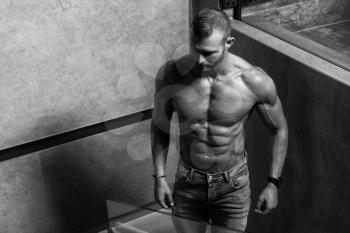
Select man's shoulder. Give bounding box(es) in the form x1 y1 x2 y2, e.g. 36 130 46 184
241 66 276 102
173 54 195 77
227 54 268 88
242 66 267 84
229 53 252 70
155 61 177 85
155 55 191 89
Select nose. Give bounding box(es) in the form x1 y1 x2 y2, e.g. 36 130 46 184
196 54 206 65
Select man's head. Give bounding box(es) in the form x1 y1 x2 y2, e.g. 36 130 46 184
191 7 232 42
190 8 234 69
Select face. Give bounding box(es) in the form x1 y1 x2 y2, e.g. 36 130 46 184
191 29 227 70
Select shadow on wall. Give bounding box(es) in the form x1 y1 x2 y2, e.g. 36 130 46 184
38 117 157 232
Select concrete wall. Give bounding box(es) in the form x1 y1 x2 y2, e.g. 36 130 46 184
0 0 189 149
0 0 188 232
39 119 180 232
0 154 59 232
230 21 350 233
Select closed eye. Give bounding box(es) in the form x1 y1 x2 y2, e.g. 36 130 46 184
201 51 215 57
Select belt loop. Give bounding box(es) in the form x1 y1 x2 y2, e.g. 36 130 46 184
187 169 194 182
190 169 195 180
224 171 230 183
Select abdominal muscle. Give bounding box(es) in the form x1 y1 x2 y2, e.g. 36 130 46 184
179 120 246 173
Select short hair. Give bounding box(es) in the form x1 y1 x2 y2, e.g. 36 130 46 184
191 7 232 42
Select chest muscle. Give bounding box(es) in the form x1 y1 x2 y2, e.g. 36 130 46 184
172 77 254 124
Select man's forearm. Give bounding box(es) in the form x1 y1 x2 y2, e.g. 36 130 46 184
151 122 171 176
270 126 288 178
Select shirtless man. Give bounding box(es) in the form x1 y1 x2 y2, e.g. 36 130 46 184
151 8 288 233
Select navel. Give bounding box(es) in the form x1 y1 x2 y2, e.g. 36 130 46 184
190 152 216 170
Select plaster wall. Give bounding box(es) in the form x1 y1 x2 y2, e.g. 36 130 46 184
0 0 188 232
0 154 58 232
0 0 189 149
39 118 180 232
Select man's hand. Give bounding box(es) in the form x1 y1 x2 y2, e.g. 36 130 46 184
154 178 174 209
254 183 278 214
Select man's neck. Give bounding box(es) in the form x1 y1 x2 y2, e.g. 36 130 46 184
204 51 233 77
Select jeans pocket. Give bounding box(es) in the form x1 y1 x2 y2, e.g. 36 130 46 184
175 166 189 183
175 171 183 183
229 170 249 190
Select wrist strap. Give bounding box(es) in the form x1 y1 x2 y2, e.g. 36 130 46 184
153 174 166 179
267 176 283 188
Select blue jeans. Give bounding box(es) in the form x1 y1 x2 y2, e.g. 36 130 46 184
172 153 251 233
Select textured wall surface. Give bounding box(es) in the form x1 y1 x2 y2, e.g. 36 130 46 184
242 0 350 70
0 0 189 149
39 116 180 232
0 0 188 232
0 154 58 232
231 22 350 233
243 0 350 31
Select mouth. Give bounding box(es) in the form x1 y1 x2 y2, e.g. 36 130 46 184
193 63 215 74
201 64 214 70
196 62 211 68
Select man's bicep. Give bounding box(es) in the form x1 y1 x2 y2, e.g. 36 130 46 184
257 96 286 131
152 63 174 133
152 89 173 133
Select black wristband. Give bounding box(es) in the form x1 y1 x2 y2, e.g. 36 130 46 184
267 176 283 188
153 174 166 179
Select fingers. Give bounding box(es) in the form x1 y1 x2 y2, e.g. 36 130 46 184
165 192 175 210
254 196 263 212
259 206 272 215
158 196 169 209
155 192 168 209
254 198 272 215
156 191 174 209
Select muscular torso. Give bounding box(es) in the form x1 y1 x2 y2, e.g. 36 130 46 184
168 55 257 173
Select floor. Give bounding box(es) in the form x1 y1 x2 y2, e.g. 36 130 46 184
105 203 223 233
242 1 350 61
296 20 350 57
109 210 177 233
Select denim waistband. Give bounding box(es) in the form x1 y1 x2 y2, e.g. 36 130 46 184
177 150 248 183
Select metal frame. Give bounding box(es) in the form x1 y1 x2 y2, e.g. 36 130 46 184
233 0 242 20
0 108 153 162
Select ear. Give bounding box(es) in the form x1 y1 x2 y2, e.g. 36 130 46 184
225 36 235 48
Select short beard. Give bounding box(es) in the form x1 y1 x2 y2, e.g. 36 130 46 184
208 49 226 69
